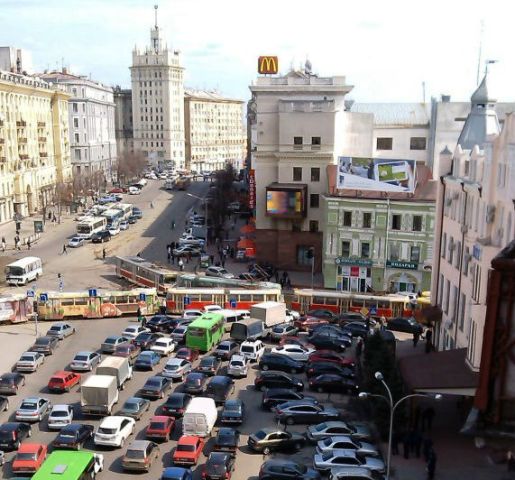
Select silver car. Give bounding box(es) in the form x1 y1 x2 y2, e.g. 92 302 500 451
316 436 380 457
161 358 191 380
270 324 299 341
46 322 75 340
48 404 74 429
101 335 129 353
227 354 249 378
329 467 379 480
16 352 45 373
313 449 385 474
15 396 52 423
70 351 102 371
171 326 188 344
307 422 373 442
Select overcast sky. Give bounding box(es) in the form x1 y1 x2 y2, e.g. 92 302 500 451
1 0 513 103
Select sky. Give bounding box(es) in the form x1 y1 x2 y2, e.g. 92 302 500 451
1 0 514 104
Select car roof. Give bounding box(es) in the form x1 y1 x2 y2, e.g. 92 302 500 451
100 416 131 427
1 422 23 430
150 415 170 421
167 358 186 365
51 322 68 326
51 404 71 411
17 443 44 452
75 351 94 355
21 396 43 402
179 435 200 444
51 370 75 378
128 440 153 450
264 459 299 467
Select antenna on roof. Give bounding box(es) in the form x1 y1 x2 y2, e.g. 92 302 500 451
154 4 158 29
476 19 484 85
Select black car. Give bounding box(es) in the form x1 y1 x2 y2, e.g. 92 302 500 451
128 215 138 224
196 356 221 376
0 373 25 395
133 332 163 349
31 335 59 355
214 427 240 454
309 334 350 352
261 388 319 410
0 422 31 450
91 230 111 243
258 459 321 480
220 399 245 425
337 312 367 324
306 362 356 379
183 373 208 394
205 376 234 404
306 309 336 321
308 374 359 394
0 396 9 412
273 401 340 425
147 315 176 333
259 354 304 374
161 393 192 417
309 324 352 339
341 322 370 338
387 317 424 334
202 452 235 480
140 376 173 399
248 428 306 454
255 371 304 392
51 423 94 450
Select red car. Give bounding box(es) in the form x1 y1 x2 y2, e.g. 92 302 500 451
173 435 205 465
47 371 81 393
146 415 175 441
109 187 127 193
307 350 355 367
279 336 315 349
12 443 47 474
175 347 199 363
294 316 329 332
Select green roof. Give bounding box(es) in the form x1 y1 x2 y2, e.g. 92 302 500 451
32 451 94 479
189 312 224 328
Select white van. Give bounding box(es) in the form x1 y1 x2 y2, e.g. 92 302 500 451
239 339 265 362
182 397 218 437
5 256 43 285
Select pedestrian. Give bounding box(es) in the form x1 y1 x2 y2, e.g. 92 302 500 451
209 254 214 265
1 236 6 252
137 306 142 319
365 316 371 332
170 252 175 265
221 255 226 268
171 220 175 229
391 431 400 455
141 315 147 327
413 331 420 348
186 252 191 264
26 239 31 250
422 406 435 432
62 244 67 255
286 277 291 289
102 247 106 260
425 329 433 353
413 430 423 458
507 451 515 472
167 251 171 263
427 449 436 480
150 201 154 209
274 269 280 283
52 213 57 223
137 251 142 258
402 432 410 459
355 337 363 362
178 258 184 271
423 438 433 462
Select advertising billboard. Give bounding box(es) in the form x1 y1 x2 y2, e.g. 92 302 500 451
266 185 306 219
258 56 279 74
337 157 416 192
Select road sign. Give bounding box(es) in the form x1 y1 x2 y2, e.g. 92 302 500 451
27 289 35 298
184 296 191 306
58 281 64 292
229 298 237 308
360 307 369 317
39 293 48 302
369 307 377 315
139 293 146 301
88 288 97 297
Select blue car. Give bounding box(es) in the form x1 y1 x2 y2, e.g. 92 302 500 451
161 467 193 480
134 351 161 370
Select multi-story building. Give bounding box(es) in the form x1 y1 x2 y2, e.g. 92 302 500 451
431 74 515 370
130 11 185 169
184 89 245 173
39 69 117 179
0 69 71 223
113 86 133 158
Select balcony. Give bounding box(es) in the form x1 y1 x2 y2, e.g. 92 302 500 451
0 138 4 144
38 137 47 142
40 152 48 157
19 154 29 160
0 120 3 127
0 156 6 163
18 137 28 144
16 121 27 127
37 121 46 127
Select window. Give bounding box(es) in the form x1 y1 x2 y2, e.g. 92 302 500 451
389 243 400 261
74 149 81 161
74 133 79 143
310 194 319 208
363 212 372 228
410 137 427 150
293 167 302 181
311 167 320 182
343 211 352 227
412 215 423 231
72 103 78 113
376 137 393 150
73 117 79 128
410 246 420 263
441 233 447 258
309 220 318 232
293 136 303 145
341 241 350 258
297 246 314 266
311 136 321 145
444 280 450 314
459 293 466 331
392 214 401 230
361 242 370 258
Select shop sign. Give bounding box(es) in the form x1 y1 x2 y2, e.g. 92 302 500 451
335 257 373 267
258 56 279 74
248 169 256 209
386 260 418 270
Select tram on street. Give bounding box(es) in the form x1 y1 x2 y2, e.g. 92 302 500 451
0 293 34 324
36 287 159 320
116 256 179 294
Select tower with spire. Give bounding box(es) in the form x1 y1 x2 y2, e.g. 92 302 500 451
130 5 185 169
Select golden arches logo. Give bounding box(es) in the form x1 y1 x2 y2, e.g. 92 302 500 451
258 56 278 74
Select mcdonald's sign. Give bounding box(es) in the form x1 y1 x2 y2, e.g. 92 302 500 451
258 56 278 74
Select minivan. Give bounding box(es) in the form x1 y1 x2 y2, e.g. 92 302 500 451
239 340 265 362
205 376 234 405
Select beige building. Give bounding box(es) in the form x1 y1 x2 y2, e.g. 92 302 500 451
130 11 185 169
184 89 246 172
0 69 71 224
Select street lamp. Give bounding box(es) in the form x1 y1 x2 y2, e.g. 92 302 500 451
359 371 442 480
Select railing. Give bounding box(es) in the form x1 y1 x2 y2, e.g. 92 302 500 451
37 121 46 127
18 137 28 143
40 152 48 157
16 121 27 127
38 137 47 142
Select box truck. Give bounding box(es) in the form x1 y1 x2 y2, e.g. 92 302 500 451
250 301 286 328
96 356 133 390
81 375 119 415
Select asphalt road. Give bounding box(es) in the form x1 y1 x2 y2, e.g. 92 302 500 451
0 317 357 479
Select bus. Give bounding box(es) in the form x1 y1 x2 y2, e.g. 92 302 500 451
185 312 225 352
32 450 100 480
0 293 34 324
76 216 107 239
289 289 416 319
116 256 179 294
36 287 159 320
101 208 124 227
114 203 133 221
5 256 43 286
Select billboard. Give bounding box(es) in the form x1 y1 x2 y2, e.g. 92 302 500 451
266 185 306 219
248 169 256 210
258 56 279 74
337 157 416 192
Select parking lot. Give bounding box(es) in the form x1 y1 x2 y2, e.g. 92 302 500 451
0 316 368 479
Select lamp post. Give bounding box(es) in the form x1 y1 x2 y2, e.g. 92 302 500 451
359 371 442 480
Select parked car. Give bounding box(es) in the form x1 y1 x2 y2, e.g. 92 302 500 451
117 397 151 420
259 353 304 374
306 362 356 379
51 423 94 450
270 324 299 341
175 347 199 363
309 374 359 394
313 450 385 474
306 422 373 442
132 207 143 218
94 416 136 448
162 358 192 381
122 325 150 339
114 343 141 363
161 467 194 480
205 266 235 279
248 428 306 454
171 326 188 344
146 415 175 441
30 335 59 355
70 351 101 371
205 375 235 404
328 467 382 480
179 236 205 248
68 236 85 248
91 230 111 243
196 356 221 376
46 322 75 339
341 322 371 338
309 324 352 339
255 371 304 392
173 435 205 466
309 334 351 352
122 440 160 472
182 309 203 320
128 215 138 224
227 354 249 378
15 397 52 422
47 404 74 429
134 351 161 370
294 317 330 332
337 312 367 324
306 310 337 321
183 372 208 395
239 340 266 362
271 345 315 362
0 373 26 395
213 427 240 454
47 371 81 393
279 336 315 349
258 459 321 480
119 220 129 230
214 341 239 360
147 315 176 333
274 401 340 425
316 436 380 457
386 317 424 334
161 392 192 417
140 376 172 399
129 186 141 195
101 335 129 353
202 452 235 480
12 443 47 475
133 332 163 350
173 245 202 257
308 350 355 368
151 337 176 356
16 352 45 373
220 399 245 425
0 422 32 451
261 388 319 410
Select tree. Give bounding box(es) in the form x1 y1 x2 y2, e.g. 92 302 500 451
117 151 147 185
209 164 237 237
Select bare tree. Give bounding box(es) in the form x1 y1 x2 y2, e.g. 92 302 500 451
117 151 147 185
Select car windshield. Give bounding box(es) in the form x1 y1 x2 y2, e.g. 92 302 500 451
20 402 37 410
165 364 179 371
241 346 253 353
166 396 183 406
125 449 146 459
49 326 61 331
218 344 229 351
124 401 140 412
272 326 283 333
59 430 77 438
36 338 50 345
105 338 117 344
98 427 117 434
155 341 168 347
177 444 195 452
218 432 235 442
231 361 243 367
200 358 213 366
314 423 328 432
19 355 34 362
145 379 161 387
150 422 167 430
16 453 37 460
224 403 239 412
254 430 267 440
74 355 89 362
0 431 12 440
137 333 152 340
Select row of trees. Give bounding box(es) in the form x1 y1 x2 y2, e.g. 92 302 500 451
207 164 238 240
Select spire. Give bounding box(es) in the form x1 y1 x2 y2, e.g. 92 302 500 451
150 5 162 53
154 4 158 29
471 73 495 106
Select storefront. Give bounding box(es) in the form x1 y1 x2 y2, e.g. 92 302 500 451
335 257 373 292
386 260 421 293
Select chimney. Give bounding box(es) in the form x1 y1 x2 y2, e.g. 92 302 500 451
62 67 67 74
441 94 451 103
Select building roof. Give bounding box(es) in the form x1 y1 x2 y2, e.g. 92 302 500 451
184 88 243 103
38 70 111 91
471 74 496 106
350 102 430 127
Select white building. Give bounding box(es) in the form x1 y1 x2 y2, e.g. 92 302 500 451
130 10 185 169
40 69 117 179
431 75 515 371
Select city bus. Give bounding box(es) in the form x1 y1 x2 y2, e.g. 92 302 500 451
116 256 179 294
5 256 43 285
185 312 225 352
289 289 415 319
101 208 124 227
76 216 107 239
36 287 159 320
32 450 100 480
114 203 133 221
0 293 34 324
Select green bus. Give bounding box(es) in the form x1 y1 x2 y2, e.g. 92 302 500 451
185 312 225 352
32 450 101 480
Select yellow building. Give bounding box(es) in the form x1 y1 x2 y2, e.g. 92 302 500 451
0 70 71 223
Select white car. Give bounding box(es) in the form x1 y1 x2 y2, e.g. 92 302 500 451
48 404 74 429
271 344 315 362
205 266 235 279
285 309 301 322
159 173 167 179
16 352 45 373
94 416 135 448
109 225 121 236
151 337 176 356
122 325 150 339
227 354 249 378
128 186 141 195
239 340 265 362
161 358 192 380
203 304 222 313
68 236 85 248
119 220 129 230
183 309 203 320
178 235 205 247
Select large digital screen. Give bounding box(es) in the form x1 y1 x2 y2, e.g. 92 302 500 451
337 157 416 192
266 187 306 218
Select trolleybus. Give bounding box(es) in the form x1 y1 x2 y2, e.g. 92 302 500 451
76 216 108 239
32 450 100 480
185 312 225 351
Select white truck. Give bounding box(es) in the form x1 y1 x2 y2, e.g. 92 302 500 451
96 356 133 390
182 397 218 437
81 375 119 415
250 301 287 330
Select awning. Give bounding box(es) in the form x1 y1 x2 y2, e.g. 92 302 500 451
237 239 255 249
399 348 479 397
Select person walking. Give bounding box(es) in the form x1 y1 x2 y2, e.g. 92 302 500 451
171 220 175 230
355 337 363 364
62 244 67 255
102 248 106 260
425 329 433 353
221 254 226 268
423 438 434 462
170 252 175 265
1 237 5 252
150 201 154 209
209 254 214 265
427 449 436 480
413 331 420 348
26 239 31 250
178 258 184 271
